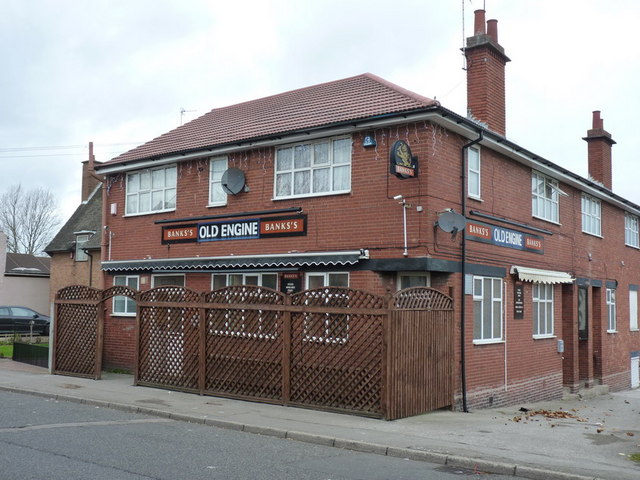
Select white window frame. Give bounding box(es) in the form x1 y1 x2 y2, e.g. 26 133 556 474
606 288 617 333
581 194 601 237
274 136 351 199
397 272 431 290
112 275 139 316
75 234 89 262
304 272 349 344
472 276 503 343
625 213 639 248
151 274 185 288
125 164 177 216
467 146 481 199
209 156 228 207
630 288 639 331
211 272 278 290
210 273 279 339
532 171 560 223
533 283 554 338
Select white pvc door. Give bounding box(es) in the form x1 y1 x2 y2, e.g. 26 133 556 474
631 356 639 389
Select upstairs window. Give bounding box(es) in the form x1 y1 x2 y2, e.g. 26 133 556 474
532 171 559 223
126 165 177 215
209 156 228 206
275 137 351 199
467 146 481 199
74 234 89 261
581 194 601 236
625 213 639 248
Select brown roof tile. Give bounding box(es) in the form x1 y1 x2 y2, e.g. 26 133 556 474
103 73 436 166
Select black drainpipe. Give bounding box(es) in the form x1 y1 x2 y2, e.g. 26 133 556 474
460 130 483 413
84 249 93 287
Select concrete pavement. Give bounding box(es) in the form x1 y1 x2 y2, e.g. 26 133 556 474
0 358 639 480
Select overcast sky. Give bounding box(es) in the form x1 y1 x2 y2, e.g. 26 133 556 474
1 0 639 226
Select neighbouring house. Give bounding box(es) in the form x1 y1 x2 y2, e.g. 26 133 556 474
92 9 640 409
45 144 103 300
0 230 51 315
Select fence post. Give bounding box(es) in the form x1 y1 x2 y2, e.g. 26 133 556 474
382 291 394 420
198 292 206 395
95 298 104 380
282 294 292 405
51 299 58 374
133 291 141 386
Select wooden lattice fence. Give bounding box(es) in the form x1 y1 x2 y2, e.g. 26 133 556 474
52 285 103 379
53 284 454 419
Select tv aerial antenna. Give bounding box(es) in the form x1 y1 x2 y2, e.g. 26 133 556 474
180 107 197 125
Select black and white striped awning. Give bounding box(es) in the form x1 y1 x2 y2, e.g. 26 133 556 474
102 250 367 272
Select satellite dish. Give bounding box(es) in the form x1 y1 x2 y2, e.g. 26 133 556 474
221 168 246 195
437 210 466 233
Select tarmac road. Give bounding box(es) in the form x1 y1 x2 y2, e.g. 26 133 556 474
0 359 639 480
0 390 516 480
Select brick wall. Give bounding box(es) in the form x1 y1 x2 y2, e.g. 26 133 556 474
100 117 640 406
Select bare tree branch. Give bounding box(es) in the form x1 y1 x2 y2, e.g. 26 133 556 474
0 184 61 255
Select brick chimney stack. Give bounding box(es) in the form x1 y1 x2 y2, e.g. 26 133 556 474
465 9 510 136
81 141 103 201
583 111 615 190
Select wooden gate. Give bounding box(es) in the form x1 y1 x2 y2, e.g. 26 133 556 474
52 285 137 379
52 285 103 379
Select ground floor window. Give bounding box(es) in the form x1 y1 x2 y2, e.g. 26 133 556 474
212 272 278 290
606 288 616 332
113 275 139 315
533 283 554 337
306 272 348 289
152 274 185 288
398 272 430 290
472 276 503 343
304 272 349 344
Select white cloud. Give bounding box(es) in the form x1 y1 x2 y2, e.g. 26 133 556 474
1 0 639 223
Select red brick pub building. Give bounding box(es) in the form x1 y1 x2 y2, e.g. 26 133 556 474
95 10 640 410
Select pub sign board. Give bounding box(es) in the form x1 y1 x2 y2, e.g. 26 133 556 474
514 282 524 319
389 140 418 179
162 215 307 244
465 220 544 254
280 272 303 294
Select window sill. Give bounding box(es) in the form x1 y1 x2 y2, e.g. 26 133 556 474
607 330 618 334
473 339 504 345
625 243 640 249
532 334 556 340
273 190 350 201
532 215 561 226
111 313 136 318
468 196 483 203
207 203 227 208
123 209 176 218
582 230 603 239
631 328 640 332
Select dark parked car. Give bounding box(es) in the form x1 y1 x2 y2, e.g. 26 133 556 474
0 306 50 336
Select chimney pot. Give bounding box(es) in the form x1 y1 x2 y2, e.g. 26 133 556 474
592 110 603 129
474 9 486 35
487 19 498 43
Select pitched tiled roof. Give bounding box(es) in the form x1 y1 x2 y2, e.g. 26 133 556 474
44 185 103 254
102 73 437 166
5 253 50 276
